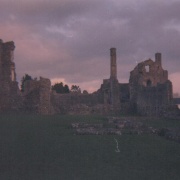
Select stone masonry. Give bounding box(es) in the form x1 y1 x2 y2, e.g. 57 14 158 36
0 39 21 112
23 77 52 115
0 39 178 116
129 53 174 116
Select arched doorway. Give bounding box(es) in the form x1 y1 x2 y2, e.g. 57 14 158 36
147 79 152 87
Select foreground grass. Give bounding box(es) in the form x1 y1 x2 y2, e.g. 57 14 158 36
0 114 180 180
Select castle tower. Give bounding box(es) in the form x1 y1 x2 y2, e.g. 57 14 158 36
0 40 21 112
110 48 117 79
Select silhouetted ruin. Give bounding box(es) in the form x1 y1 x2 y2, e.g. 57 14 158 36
0 39 179 116
129 53 173 116
0 40 21 112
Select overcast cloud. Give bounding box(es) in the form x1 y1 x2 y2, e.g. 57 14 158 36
0 0 180 94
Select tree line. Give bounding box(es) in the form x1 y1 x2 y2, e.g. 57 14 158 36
21 74 86 94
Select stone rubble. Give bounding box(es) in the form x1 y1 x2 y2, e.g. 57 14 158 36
72 117 180 143
72 117 157 136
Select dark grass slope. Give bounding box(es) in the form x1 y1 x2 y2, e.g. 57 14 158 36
0 114 180 180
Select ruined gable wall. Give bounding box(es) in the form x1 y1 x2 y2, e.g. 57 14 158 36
129 58 168 103
130 59 168 87
129 54 173 116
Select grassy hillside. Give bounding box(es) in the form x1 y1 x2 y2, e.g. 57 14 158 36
0 114 180 180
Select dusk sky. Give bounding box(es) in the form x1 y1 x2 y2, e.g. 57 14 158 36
0 0 180 95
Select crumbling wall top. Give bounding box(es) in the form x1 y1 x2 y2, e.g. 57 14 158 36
24 77 51 95
129 54 168 87
3 41 15 51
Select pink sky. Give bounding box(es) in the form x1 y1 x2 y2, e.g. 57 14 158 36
0 0 180 94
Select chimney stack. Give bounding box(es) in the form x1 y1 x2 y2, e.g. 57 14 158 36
110 48 117 79
155 52 162 66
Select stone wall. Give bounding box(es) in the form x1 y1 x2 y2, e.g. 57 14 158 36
0 40 21 112
51 92 104 114
98 78 120 113
94 48 122 114
23 77 52 115
0 39 178 117
136 81 173 116
119 83 130 103
129 53 174 116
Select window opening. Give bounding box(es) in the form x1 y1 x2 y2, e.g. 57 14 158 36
145 65 150 72
147 79 152 87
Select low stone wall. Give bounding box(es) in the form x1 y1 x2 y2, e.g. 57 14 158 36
72 123 122 135
72 116 180 144
51 92 105 115
72 117 157 135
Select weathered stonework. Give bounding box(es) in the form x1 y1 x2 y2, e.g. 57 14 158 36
129 53 174 116
51 90 105 115
0 39 178 116
97 48 121 114
23 77 52 115
0 40 21 112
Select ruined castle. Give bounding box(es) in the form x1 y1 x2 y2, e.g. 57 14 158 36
0 39 178 116
0 40 21 112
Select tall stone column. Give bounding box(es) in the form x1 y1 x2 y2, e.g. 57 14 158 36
155 52 162 66
109 48 120 113
110 48 117 79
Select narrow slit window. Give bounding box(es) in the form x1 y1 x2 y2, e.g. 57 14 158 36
11 69 15 81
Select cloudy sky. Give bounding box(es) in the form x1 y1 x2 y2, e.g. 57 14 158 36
0 0 180 94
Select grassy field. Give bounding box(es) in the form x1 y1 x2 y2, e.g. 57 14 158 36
0 114 180 180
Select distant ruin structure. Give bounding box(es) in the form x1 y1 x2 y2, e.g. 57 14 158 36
99 48 120 113
0 40 21 112
0 39 178 116
23 77 52 115
129 53 173 116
